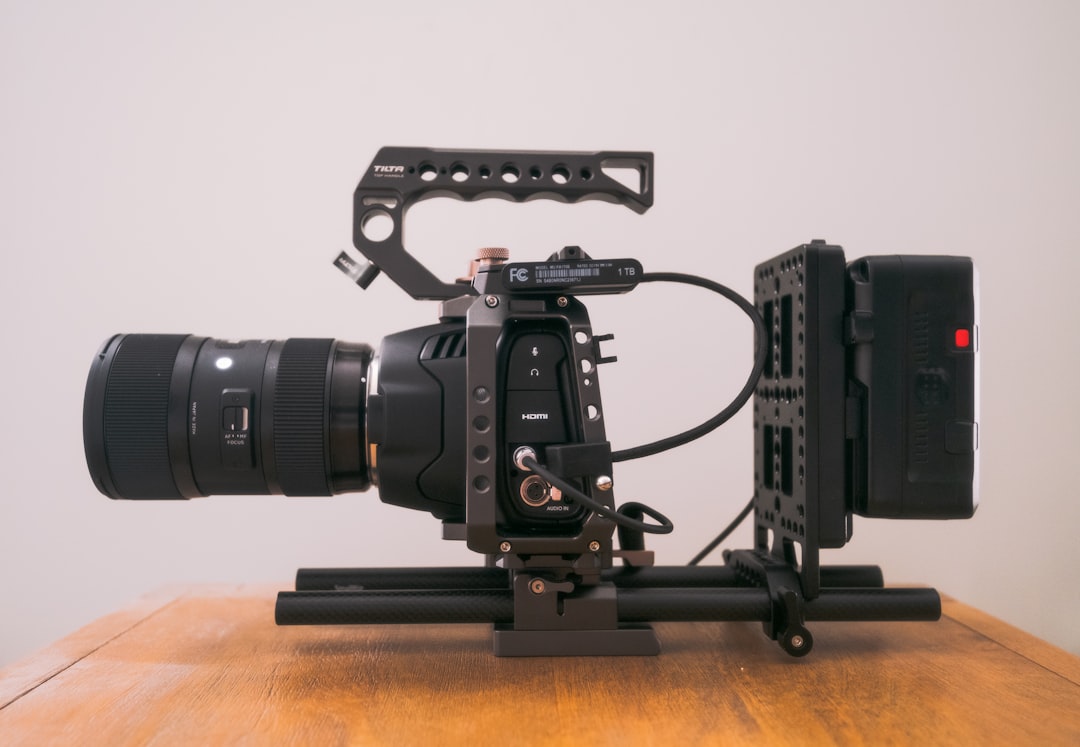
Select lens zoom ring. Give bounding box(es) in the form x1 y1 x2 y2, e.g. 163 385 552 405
103 335 187 498
275 339 333 496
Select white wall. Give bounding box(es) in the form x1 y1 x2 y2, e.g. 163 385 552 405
2 1 1078 666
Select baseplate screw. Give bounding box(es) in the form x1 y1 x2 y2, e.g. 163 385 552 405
530 578 546 594
588 541 601 552
557 296 568 307
485 295 499 308
499 541 512 553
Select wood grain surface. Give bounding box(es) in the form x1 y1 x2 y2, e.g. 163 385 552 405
2 585 1078 746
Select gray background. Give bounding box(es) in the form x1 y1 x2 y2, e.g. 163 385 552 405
2 0 1078 666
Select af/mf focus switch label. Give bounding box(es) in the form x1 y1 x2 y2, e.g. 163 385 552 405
220 388 255 468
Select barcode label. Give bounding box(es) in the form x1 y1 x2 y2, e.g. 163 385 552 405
501 259 642 294
536 266 601 280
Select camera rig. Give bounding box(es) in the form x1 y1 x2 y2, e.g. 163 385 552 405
271 147 978 657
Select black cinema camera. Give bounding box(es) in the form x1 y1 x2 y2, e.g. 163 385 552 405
83 148 979 656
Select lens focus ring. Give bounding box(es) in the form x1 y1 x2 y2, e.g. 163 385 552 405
86 334 189 499
274 339 334 496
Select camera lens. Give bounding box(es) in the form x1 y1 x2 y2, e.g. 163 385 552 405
83 334 373 499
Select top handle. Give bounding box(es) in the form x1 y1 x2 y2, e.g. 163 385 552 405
352 147 653 300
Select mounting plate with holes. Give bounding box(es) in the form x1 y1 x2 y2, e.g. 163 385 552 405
348 147 654 300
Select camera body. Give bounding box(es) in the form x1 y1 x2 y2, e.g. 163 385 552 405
344 148 662 571
371 251 628 566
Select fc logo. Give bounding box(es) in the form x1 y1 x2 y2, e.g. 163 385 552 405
509 267 529 283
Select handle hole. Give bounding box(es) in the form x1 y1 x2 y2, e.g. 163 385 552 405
451 163 470 182
360 209 394 242
501 164 521 183
419 162 438 181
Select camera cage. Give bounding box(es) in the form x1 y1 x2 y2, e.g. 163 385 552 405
274 147 968 657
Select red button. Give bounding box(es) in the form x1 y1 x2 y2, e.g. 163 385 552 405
955 328 971 348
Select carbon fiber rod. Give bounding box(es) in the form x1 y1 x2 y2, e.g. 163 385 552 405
806 588 940 621
293 564 884 591
608 565 884 588
276 589 514 626
818 565 885 588
617 587 940 622
295 567 509 591
293 566 739 591
616 588 771 621
275 586 938 626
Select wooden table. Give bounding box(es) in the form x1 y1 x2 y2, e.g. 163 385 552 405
2 584 1078 745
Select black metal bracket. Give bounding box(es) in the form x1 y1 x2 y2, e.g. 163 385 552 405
725 548 814 656
347 147 653 300
494 574 660 656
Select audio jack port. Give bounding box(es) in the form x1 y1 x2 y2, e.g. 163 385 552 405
520 475 551 507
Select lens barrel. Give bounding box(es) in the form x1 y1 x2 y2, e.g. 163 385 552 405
83 334 373 499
